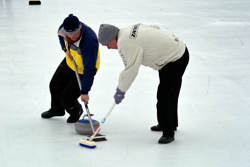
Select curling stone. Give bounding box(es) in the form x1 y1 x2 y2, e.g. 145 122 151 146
75 119 100 135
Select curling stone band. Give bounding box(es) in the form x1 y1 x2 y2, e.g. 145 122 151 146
75 119 100 135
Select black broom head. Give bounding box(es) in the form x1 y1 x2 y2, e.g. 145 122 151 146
29 1 41 5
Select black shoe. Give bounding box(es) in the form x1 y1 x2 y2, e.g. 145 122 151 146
67 106 83 123
41 110 65 118
158 135 174 144
151 124 177 131
151 124 162 131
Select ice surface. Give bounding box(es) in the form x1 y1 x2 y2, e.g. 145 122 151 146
0 0 249 167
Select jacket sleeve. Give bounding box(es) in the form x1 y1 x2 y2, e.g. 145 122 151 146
117 44 143 92
80 44 98 94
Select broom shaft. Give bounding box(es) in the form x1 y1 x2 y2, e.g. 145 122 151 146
72 59 95 132
89 102 116 141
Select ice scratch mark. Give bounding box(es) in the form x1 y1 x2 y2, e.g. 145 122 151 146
20 79 29 89
162 25 174 34
223 75 250 96
245 23 250 28
242 142 246 149
132 90 148 129
218 122 227 130
236 36 243 46
239 137 247 149
206 75 210 95
73 1 139 19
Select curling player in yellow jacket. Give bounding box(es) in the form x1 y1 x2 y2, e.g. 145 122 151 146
41 14 100 123
98 23 189 144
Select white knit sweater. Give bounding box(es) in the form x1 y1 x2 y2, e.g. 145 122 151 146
117 23 186 92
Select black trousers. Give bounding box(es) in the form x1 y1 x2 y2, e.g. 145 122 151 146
157 47 189 137
49 58 83 114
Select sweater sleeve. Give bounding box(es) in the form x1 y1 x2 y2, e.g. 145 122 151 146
117 44 143 92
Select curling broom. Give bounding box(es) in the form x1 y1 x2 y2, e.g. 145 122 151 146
29 0 41 5
72 59 106 141
79 102 116 149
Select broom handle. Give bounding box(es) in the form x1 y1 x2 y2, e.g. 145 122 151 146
89 102 116 141
72 60 82 90
72 59 95 133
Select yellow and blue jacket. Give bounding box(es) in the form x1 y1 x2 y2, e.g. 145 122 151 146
57 22 100 95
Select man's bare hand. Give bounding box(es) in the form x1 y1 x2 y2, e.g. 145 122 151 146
81 94 89 104
66 50 73 61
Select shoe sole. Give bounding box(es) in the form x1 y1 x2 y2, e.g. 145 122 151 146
158 138 175 144
41 113 65 119
151 128 162 131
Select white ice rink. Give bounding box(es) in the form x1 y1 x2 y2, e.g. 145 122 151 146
0 0 250 167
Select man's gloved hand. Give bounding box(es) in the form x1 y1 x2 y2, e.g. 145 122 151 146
114 88 125 104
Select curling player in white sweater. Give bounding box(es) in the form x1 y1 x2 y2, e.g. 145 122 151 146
98 23 189 144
